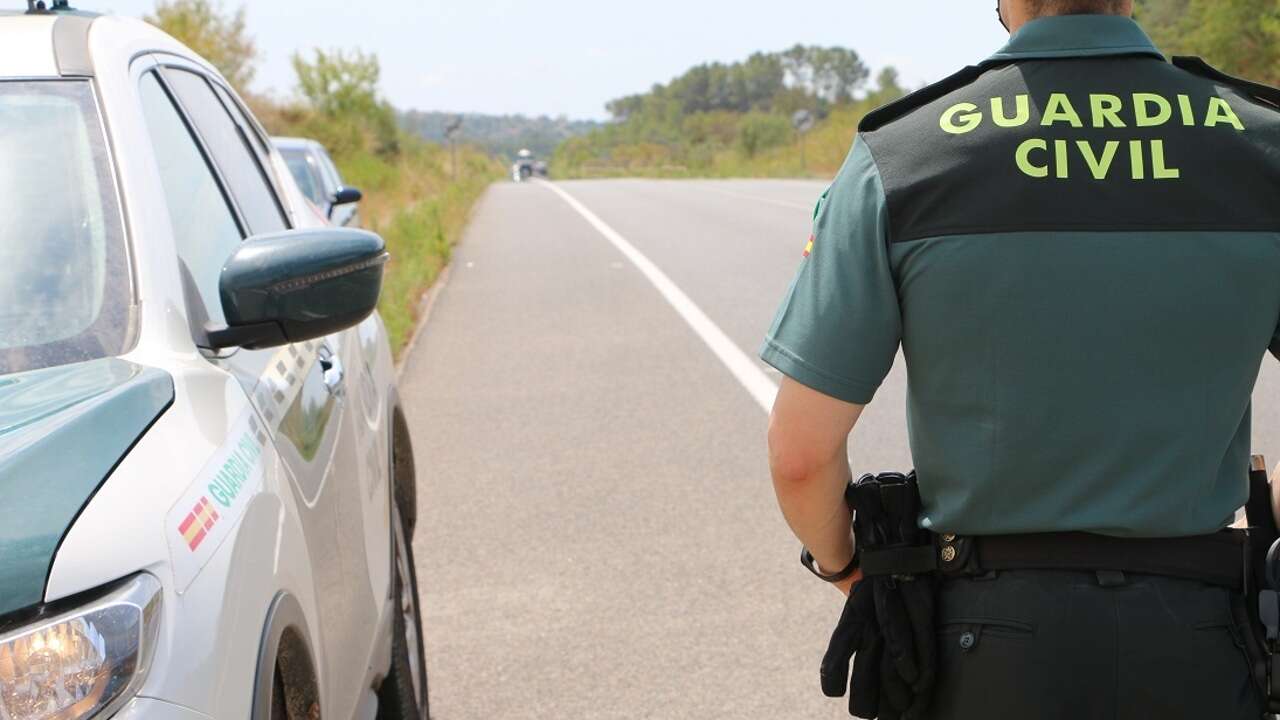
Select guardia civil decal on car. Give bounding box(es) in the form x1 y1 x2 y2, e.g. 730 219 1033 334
0 5 429 719
165 407 267 589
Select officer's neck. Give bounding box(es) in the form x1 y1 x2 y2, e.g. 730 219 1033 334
1005 7 1133 34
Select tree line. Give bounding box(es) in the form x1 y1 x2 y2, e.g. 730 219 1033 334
400 111 600 161
555 2 1279 179
554 46 904 177
1136 0 1279 86
606 46 871 121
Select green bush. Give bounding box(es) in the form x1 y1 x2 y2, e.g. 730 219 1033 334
737 113 792 158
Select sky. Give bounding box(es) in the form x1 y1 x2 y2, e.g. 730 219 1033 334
98 1 1010 120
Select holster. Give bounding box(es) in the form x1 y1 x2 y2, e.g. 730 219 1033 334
847 471 942 718
1241 456 1280 714
853 471 940 580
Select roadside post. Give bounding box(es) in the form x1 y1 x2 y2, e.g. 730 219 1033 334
792 109 815 174
445 115 463 180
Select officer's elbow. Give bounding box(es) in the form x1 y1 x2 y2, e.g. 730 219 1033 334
767 412 828 489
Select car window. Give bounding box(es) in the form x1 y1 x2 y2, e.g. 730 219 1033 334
211 82 271 157
139 71 243 330
163 68 287 236
281 147 325 205
0 80 131 375
315 147 344 191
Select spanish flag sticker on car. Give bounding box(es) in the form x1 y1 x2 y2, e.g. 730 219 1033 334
178 497 220 551
803 234 814 257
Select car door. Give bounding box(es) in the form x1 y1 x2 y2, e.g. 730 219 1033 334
202 75 392 623
140 57 386 718
203 77 394 625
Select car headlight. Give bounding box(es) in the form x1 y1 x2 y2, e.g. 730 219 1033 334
0 574 161 720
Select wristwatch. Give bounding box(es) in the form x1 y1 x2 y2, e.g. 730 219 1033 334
800 545 860 583
799 477 862 583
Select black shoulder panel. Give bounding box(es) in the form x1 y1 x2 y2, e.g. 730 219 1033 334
1172 56 1280 112
858 65 989 132
857 55 1280 243
51 14 95 77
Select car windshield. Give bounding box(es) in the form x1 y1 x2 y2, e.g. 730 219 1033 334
280 147 324 205
0 80 131 375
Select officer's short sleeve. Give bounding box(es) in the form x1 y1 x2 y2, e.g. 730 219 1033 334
759 137 900 404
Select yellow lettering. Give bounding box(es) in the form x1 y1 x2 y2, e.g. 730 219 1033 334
991 95 1030 127
1177 94 1195 126
1042 93 1084 127
1077 140 1120 180
1134 93 1172 127
1016 138 1049 178
1089 94 1126 128
1054 139 1069 179
1151 140 1181 179
1205 97 1245 130
1130 139 1146 179
940 103 983 134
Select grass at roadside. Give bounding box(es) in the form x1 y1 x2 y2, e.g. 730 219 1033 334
334 140 502 357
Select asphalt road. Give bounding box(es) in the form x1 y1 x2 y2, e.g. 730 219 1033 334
399 178 1280 719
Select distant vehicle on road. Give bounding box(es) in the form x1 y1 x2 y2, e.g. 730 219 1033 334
274 136 364 227
512 147 536 182
534 160 549 178
0 7 427 720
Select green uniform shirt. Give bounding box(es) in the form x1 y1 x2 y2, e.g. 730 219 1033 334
761 15 1280 538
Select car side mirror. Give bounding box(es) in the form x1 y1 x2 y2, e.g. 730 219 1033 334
331 186 363 207
204 228 388 351
327 187 363 220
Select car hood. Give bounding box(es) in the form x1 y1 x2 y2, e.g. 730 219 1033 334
0 358 172 618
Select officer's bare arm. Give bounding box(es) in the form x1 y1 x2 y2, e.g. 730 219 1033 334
768 377 864 594
1272 467 1280 530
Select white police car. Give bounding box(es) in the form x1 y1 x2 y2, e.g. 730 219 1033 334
0 4 427 719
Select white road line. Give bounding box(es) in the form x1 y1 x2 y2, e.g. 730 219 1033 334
695 183 813 211
539 180 779 413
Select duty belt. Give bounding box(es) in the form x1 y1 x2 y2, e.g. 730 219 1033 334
821 465 1275 719
859 529 1246 590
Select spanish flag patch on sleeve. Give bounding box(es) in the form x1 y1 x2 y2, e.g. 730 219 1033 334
803 234 814 257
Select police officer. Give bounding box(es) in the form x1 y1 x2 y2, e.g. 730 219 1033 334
762 0 1280 718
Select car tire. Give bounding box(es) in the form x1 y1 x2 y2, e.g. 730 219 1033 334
271 668 288 719
378 501 429 719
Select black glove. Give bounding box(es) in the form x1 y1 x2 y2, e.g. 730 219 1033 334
821 577 882 718
874 473 939 720
820 471 939 719
873 576 937 719
900 576 938 718
823 574 937 719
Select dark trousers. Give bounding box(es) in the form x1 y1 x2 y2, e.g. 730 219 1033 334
924 569 1265 719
